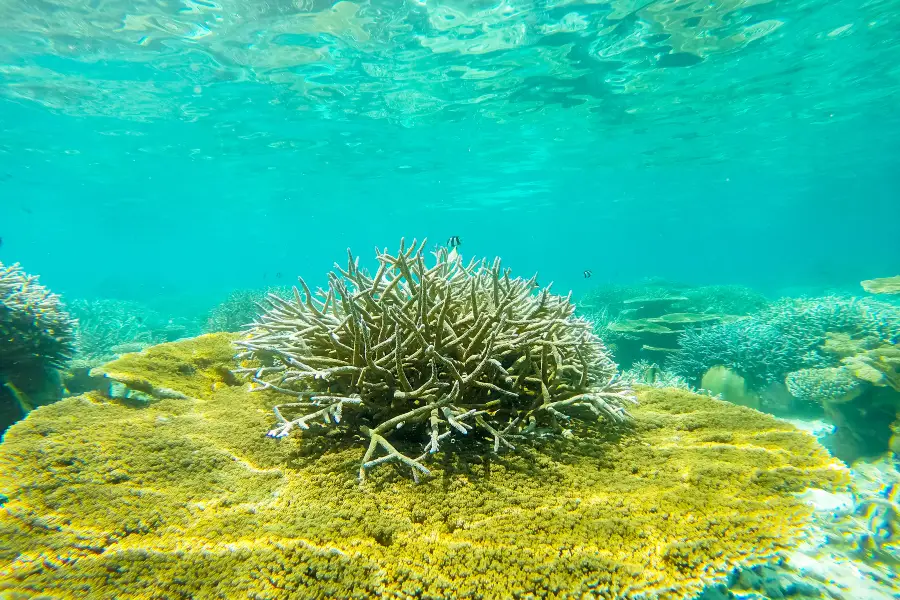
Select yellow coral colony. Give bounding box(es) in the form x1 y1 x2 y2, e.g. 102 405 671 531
0 334 846 599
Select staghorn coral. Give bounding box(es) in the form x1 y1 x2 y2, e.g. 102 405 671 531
764 296 900 347
237 239 634 482
0 334 848 600
0 261 75 373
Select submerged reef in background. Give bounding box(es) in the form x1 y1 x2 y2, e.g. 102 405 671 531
861 276 900 296
0 261 76 434
578 280 770 319
203 286 291 333
619 359 706 394
580 284 900 460
577 281 768 369
672 297 900 388
0 334 848 599
669 296 900 461
65 298 203 398
238 240 634 482
68 298 157 362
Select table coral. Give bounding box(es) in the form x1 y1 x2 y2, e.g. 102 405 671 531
237 239 635 482
786 367 865 405
861 276 900 296
0 334 848 600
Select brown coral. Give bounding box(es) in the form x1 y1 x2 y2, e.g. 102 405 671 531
237 239 634 481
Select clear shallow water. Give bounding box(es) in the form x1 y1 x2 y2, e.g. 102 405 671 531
1 3 900 597
0 0 898 313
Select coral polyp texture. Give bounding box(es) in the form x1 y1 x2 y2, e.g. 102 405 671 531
0 335 848 600
0 261 75 373
237 239 635 481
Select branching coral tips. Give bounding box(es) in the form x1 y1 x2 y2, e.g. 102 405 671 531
236 238 635 482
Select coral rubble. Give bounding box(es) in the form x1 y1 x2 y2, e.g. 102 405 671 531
237 240 634 482
0 334 848 600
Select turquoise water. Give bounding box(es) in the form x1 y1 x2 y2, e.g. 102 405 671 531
1 0 898 318
1 2 900 598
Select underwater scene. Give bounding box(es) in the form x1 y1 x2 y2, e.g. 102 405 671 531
1 0 899 597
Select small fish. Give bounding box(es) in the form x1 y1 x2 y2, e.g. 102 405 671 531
0 236 3 249
275 272 282 279
447 236 461 248
584 270 592 278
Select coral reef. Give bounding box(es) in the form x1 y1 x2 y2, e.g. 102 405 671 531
672 318 811 389
673 296 900 388
204 286 291 333
786 367 865 405
0 261 76 434
784 337 900 462
237 240 634 482
700 424 900 600
63 298 203 397
862 276 900 296
0 334 848 600
763 296 900 350
0 262 75 372
578 282 766 370
578 280 768 320
679 284 770 316
68 298 156 362
672 297 900 457
607 296 731 368
620 359 703 393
